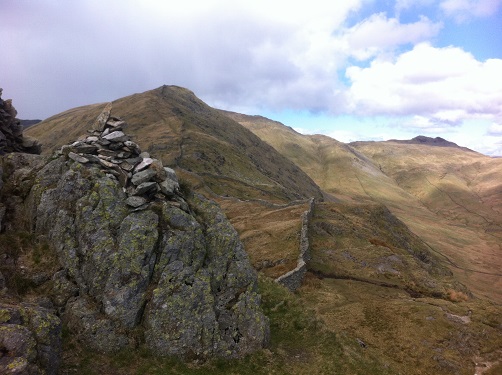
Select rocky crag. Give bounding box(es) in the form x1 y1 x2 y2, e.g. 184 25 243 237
0 88 41 155
0 105 269 373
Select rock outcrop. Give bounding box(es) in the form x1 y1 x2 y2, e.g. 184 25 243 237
0 88 41 155
0 105 269 364
0 303 61 375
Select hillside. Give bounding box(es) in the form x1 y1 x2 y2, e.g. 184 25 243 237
350 140 502 301
226 110 502 303
2 86 498 374
26 86 323 204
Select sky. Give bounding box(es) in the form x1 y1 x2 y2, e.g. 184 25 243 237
1 0 502 155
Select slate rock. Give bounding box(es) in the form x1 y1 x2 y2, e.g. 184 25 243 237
103 131 129 143
124 140 141 154
131 168 156 186
149 159 167 181
120 161 134 171
72 144 98 154
160 178 178 196
93 102 112 131
126 157 142 167
125 196 148 207
98 149 118 157
85 136 99 143
109 142 124 150
68 152 89 164
81 154 101 163
106 119 126 128
134 157 153 172
134 181 158 195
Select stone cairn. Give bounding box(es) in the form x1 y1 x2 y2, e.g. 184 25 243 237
0 88 41 155
60 103 181 209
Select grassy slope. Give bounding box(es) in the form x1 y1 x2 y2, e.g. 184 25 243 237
216 198 307 278
26 86 323 204
226 110 502 302
350 141 502 302
302 202 502 374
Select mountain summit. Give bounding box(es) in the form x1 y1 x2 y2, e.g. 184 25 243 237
27 85 323 203
386 135 475 151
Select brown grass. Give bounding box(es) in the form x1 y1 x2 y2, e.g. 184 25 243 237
447 289 469 302
217 198 307 278
369 238 393 250
231 110 502 302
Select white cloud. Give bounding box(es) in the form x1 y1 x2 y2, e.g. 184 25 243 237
340 13 442 60
1 0 363 118
395 0 436 14
440 0 502 21
403 115 460 133
344 43 502 127
327 129 362 143
2 0 501 142
487 123 502 135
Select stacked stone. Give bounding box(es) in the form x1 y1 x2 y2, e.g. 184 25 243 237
0 88 41 154
60 103 180 209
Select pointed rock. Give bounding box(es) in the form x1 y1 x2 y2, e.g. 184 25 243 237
134 157 153 172
93 102 113 132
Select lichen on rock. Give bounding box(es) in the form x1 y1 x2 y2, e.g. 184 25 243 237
0 303 61 375
4 105 270 360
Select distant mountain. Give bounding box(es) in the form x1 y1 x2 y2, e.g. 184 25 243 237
351 135 476 153
225 109 502 303
19 119 42 128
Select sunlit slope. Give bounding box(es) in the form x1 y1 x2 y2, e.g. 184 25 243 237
297 201 502 375
226 111 502 301
351 140 502 231
222 111 417 204
351 141 502 301
217 198 309 278
26 86 323 203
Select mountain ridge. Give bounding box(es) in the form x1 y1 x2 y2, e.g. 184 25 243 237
351 135 477 153
26 85 324 203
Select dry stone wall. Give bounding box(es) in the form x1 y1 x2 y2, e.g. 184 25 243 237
276 198 315 291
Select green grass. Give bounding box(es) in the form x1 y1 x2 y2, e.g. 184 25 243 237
60 276 391 375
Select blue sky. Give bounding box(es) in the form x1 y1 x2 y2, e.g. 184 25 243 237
1 0 502 155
